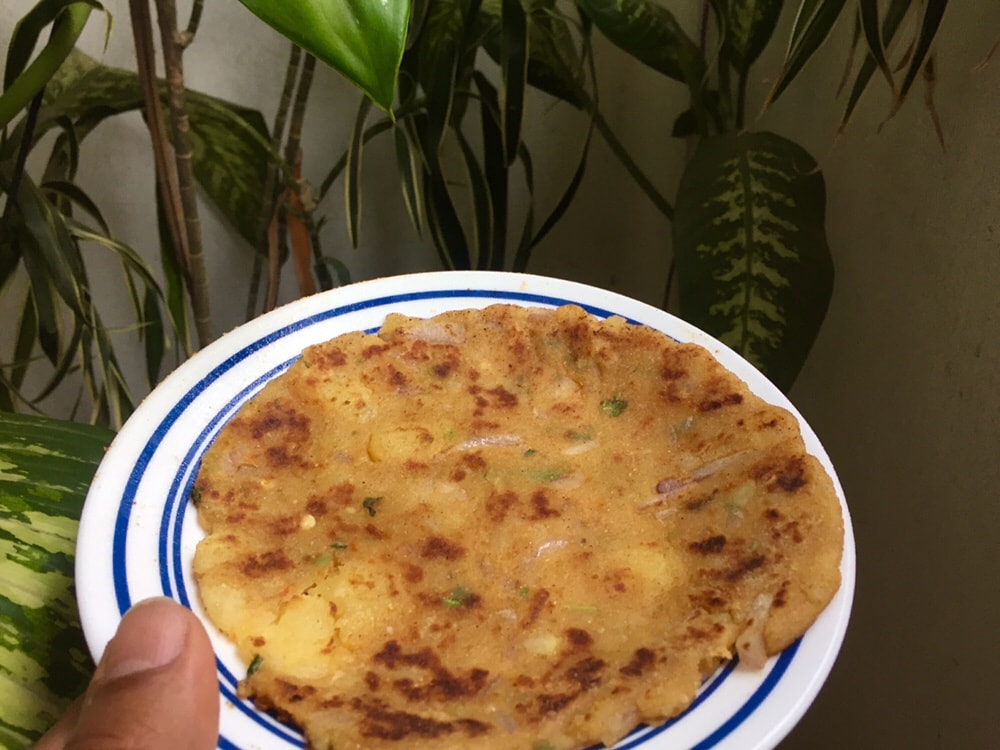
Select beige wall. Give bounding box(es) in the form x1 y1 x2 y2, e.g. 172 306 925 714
3 1 998 746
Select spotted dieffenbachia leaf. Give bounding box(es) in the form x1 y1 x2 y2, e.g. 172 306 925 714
0 412 113 747
672 131 833 391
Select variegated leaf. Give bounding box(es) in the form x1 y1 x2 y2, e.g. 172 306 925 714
42 49 270 246
576 0 705 85
0 412 113 746
713 0 785 73
673 131 833 391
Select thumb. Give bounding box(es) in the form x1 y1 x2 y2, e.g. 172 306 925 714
42 597 219 750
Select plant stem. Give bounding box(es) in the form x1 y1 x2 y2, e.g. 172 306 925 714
154 0 213 347
591 107 674 221
128 0 189 289
180 0 205 46
247 43 301 320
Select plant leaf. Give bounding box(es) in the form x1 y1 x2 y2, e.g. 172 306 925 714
576 0 705 85
41 49 271 247
393 121 425 236
765 0 848 107
346 95 373 248
715 0 784 74
500 0 529 166
411 0 470 149
858 0 895 91
474 71 508 271
185 95 272 247
233 0 410 111
892 0 948 114
838 0 912 131
672 131 833 391
454 129 495 270
479 0 588 108
0 1 97 129
0 411 112 744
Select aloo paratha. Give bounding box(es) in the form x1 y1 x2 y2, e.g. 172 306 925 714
192 304 842 750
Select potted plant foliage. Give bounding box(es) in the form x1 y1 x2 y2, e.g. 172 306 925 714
0 0 954 744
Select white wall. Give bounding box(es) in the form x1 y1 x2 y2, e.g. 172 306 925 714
3 1 998 747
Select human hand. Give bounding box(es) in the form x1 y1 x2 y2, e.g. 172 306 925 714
36 597 219 749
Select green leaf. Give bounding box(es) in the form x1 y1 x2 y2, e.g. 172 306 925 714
233 0 410 111
474 72 508 270
185 95 271 247
393 121 425 236
713 0 784 73
838 0 912 130
42 49 271 247
479 0 588 109
892 0 948 114
500 0 529 166
411 0 471 148
765 0 848 107
857 0 895 91
346 95 373 248
576 0 705 85
0 411 112 744
0 1 97 129
672 131 833 391
454 129 495 270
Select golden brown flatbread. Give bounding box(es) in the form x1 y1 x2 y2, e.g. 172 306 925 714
192 304 843 750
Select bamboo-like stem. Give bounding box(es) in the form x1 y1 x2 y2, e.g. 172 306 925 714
284 53 316 173
180 0 205 46
128 0 189 287
264 52 317 310
154 0 213 347
247 44 301 320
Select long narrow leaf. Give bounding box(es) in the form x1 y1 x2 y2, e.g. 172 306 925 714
346 95 374 248
672 131 833 391
0 2 95 129
142 286 166 388
478 0 588 109
393 122 425 236
454 130 495 270
40 179 110 234
10 289 39 392
893 0 948 113
838 0 912 130
19 253 61 367
858 0 895 90
475 71 508 272
500 0 529 166
515 120 593 270
416 0 468 150
765 0 848 107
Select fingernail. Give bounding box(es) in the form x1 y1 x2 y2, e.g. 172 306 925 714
97 597 190 682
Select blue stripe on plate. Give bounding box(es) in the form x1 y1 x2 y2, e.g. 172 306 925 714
112 286 780 749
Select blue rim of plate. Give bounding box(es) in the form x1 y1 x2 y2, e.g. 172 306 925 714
100 282 830 750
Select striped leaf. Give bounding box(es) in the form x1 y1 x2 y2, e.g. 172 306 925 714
577 0 705 85
712 0 784 73
673 131 833 391
0 412 113 746
44 49 271 247
765 0 848 106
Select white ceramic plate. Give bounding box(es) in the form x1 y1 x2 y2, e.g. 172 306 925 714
77 271 855 750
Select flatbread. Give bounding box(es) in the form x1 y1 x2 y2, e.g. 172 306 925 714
192 304 843 750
